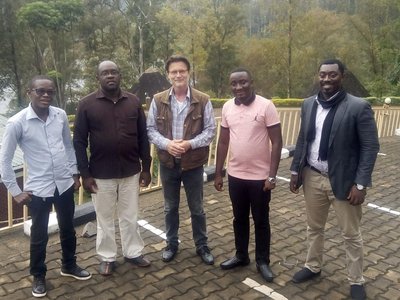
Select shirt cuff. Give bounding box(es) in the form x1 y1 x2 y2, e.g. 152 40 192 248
9 185 23 197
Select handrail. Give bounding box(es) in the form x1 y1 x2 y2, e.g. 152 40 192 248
2 106 400 231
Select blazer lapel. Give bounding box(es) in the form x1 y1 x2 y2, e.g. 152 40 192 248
329 97 348 146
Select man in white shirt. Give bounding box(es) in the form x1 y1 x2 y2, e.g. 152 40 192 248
0 76 91 298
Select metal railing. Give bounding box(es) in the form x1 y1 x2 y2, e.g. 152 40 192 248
2 106 400 231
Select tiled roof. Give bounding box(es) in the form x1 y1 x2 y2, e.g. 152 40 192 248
0 115 24 172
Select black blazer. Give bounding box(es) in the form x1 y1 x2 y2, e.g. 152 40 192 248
291 93 380 200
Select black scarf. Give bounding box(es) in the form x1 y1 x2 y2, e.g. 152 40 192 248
306 90 346 161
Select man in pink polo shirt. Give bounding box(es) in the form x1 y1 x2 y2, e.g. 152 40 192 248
214 68 282 282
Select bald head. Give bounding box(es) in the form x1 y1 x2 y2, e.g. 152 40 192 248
97 60 119 75
97 60 121 93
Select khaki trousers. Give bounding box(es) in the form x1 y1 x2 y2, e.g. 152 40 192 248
302 167 365 284
92 174 144 262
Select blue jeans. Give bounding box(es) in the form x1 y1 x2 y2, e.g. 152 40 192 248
228 175 271 264
28 185 76 277
160 163 208 250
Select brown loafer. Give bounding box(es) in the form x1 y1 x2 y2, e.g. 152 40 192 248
99 261 115 276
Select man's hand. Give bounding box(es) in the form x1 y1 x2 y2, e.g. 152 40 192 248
14 191 32 205
175 140 191 152
73 175 81 191
263 180 276 191
347 185 366 206
166 139 188 157
214 175 224 191
289 174 300 194
139 171 151 187
82 177 98 193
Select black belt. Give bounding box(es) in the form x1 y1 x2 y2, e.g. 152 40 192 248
309 165 328 177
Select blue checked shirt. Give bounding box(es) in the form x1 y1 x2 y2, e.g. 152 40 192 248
147 88 215 151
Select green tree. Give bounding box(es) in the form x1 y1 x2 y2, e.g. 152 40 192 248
17 0 84 109
201 2 245 97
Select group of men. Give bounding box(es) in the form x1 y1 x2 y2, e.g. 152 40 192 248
0 56 379 300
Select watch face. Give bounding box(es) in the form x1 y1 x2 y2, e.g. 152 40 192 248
356 184 365 190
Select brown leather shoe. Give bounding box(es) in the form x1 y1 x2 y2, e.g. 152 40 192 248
124 255 151 267
99 261 115 276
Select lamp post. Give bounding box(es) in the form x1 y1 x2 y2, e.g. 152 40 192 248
384 97 391 115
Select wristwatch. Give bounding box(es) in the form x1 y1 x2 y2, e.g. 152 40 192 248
356 184 365 191
268 177 276 184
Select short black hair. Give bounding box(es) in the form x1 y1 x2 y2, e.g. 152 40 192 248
230 67 252 80
319 59 346 74
165 55 191 73
28 75 55 89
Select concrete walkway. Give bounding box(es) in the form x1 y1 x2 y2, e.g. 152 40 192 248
1 136 399 299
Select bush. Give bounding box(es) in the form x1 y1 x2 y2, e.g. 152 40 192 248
271 98 304 107
210 98 229 108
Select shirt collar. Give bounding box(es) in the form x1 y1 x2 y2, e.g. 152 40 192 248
26 103 55 121
234 92 256 106
315 90 340 103
96 88 126 102
169 87 191 101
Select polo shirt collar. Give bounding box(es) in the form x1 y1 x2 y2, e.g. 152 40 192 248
234 92 256 106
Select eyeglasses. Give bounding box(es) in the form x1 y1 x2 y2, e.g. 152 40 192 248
32 88 56 97
99 70 120 77
169 69 188 76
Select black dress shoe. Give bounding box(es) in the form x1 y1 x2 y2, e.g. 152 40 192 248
32 276 47 298
257 263 274 282
162 246 178 262
220 256 250 270
196 246 214 265
292 267 321 283
124 255 151 267
350 284 366 300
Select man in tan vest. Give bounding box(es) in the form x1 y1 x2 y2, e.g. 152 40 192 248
147 55 216 265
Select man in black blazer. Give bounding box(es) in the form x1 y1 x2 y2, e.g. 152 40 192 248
289 59 379 300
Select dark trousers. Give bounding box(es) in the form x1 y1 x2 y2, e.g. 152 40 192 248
228 175 271 264
160 163 208 250
28 185 77 277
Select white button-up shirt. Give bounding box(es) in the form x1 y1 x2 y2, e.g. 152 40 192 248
307 92 340 173
0 104 77 197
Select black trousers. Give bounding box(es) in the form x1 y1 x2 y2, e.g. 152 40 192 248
28 185 77 277
228 175 271 264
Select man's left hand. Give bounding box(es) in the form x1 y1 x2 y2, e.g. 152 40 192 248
176 140 191 152
263 180 276 191
139 171 151 187
347 185 366 205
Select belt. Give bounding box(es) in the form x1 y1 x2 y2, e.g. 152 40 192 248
309 165 329 177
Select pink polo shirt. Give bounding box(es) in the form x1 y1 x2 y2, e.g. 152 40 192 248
221 95 280 180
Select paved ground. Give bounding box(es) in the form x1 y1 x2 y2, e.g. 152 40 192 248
0 136 399 300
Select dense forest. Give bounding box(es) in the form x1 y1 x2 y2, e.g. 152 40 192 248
0 0 399 114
